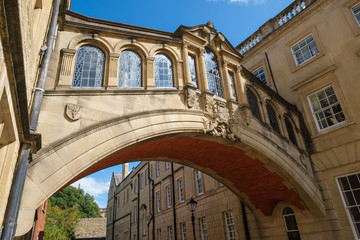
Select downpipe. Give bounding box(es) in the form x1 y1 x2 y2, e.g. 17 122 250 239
1 0 60 238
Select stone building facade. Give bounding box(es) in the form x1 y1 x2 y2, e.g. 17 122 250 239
0 0 359 239
107 162 256 240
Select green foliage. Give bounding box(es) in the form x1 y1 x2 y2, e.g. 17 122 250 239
44 204 80 240
49 186 100 218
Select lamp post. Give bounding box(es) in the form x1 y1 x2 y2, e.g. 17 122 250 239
187 196 198 240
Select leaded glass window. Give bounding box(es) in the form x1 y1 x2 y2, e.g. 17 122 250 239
246 89 262 121
188 55 198 88
119 50 142 88
228 71 237 101
285 117 298 146
204 47 224 98
266 104 280 134
154 54 173 88
72 45 104 88
283 208 301 240
308 86 345 130
338 173 360 239
352 3 360 26
292 35 319 65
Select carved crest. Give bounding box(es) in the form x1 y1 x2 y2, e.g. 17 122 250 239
203 114 237 141
65 103 82 121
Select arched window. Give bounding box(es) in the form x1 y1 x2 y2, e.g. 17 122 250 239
72 45 104 88
119 50 142 88
283 208 301 240
246 89 262 121
204 47 224 98
266 104 280 134
154 53 173 88
285 117 298 146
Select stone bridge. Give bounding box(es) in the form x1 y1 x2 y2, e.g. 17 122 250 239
17 11 324 235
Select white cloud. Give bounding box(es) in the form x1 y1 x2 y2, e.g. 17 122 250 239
71 177 110 197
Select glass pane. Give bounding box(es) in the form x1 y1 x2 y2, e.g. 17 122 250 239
154 54 173 88
204 47 224 98
349 175 360 189
339 177 351 191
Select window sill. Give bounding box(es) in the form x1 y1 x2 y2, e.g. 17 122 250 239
291 53 325 73
311 121 356 139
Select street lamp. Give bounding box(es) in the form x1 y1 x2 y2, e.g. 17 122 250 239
187 196 198 240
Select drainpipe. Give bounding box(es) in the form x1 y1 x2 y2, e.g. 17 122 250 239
171 163 177 240
137 174 140 240
240 201 251 240
265 52 278 94
0 0 60 239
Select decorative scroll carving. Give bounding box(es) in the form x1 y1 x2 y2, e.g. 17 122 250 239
65 103 82 121
185 87 199 109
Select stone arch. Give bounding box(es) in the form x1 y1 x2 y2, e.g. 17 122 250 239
68 34 114 53
149 45 181 62
16 109 325 235
114 40 149 58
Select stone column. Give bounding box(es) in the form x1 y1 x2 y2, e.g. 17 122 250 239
146 57 155 89
221 60 233 101
235 66 247 105
108 53 120 88
182 42 192 86
198 48 209 92
57 48 76 88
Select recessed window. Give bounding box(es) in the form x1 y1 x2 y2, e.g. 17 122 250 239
292 35 319 66
266 104 280 134
165 162 170 170
188 55 198 88
180 222 187 240
285 117 298 147
283 207 301 240
157 228 162 240
228 71 237 101
154 54 173 88
253 67 267 84
72 45 104 88
199 217 208 240
140 173 144 189
119 50 142 88
338 173 360 239
224 211 237 240
166 185 172 208
308 86 346 130
156 161 160 177
134 178 138 193
352 3 360 26
246 89 262 121
204 47 224 98
156 191 161 212
178 178 184 202
168 225 173 240
195 170 203 195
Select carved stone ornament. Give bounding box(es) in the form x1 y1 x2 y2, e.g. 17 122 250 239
203 113 237 141
185 87 199 109
240 106 252 126
65 103 82 121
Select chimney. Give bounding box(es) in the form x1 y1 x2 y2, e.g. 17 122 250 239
122 163 129 180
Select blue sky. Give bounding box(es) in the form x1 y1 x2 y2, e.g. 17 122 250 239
70 0 293 208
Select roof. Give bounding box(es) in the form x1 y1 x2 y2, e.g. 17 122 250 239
113 173 122 185
75 218 106 239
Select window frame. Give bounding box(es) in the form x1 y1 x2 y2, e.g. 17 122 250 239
252 66 267 85
180 222 187 240
291 34 320 66
224 211 238 240
188 54 199 88
156 191 161 213
166 185 172 208
282 207 301 240
246 88 262 121
195 170 203 196
337 172 360 240
204 47 224 98
352 2 360 26
178 178 184 203
307 85 346 131
154 53 174 88
199 217 208 240
156 161 160 177
118 49 142 88
167 225 173 240
228 71 237 101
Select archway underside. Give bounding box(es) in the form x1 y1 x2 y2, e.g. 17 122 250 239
68 136 304 216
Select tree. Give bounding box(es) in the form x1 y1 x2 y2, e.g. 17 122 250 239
49 185 100 218
44 204 80 240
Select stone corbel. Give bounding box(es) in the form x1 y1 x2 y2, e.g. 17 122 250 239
200 91 216 114
184 85 200 109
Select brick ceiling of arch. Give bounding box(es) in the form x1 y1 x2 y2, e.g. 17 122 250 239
69 136 304 216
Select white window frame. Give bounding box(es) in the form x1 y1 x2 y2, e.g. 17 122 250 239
157 228 162 240
146 169 149 185
224 211 237 240
133 206 137 222
178 178 184 203
156 161 160 177
156 191 161 212
143 214 146 235
140 173 144 189
166 185 172 208
165 162 170 169
307 85 346 131
252 67 267 85
352 3 360 26
180 222 187 240
199 217 208 240
168 225 173 240
291 34 319 66
337 172 360 240
195 170 203 195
